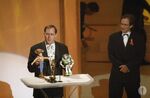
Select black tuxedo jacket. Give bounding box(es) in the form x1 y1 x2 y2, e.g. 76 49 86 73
27 41 68 97
108 31 145 82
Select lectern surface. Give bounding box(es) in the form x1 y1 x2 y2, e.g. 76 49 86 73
21 74 93 89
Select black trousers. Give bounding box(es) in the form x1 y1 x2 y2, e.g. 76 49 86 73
34 89 62 98
34 97 62 98
34 95 62 98
109 75 141 98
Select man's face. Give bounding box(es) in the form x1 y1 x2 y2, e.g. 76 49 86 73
120 18 133 33
44 28 56 44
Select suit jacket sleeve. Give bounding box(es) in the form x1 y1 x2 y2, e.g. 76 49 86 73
27 46 39 73
108 34 123 68
55 43 69 75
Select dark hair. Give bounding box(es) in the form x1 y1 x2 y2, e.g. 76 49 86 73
87 2 99 12
44 25 57 34
121 14 135 26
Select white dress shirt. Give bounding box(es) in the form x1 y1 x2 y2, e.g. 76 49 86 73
122 32 131 47
45 42 55 60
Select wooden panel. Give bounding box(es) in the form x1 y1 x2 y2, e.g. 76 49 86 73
63 0 80 98
85 25 119 62
0 0 60 57
145 25 150 62
81 0 123 24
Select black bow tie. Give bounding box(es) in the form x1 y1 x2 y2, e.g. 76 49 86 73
122 33 129 37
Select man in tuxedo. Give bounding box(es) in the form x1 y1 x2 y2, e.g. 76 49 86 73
27 25 69 98
108 14 145 98
122 0 150 65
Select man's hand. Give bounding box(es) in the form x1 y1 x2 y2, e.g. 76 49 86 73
119 65 130 73
31 56 43 66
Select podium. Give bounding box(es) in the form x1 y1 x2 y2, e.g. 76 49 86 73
21 74 93 98
21 74 93 89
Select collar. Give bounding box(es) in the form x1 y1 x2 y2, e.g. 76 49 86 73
122 31 131 37
45 42 55 48
45 41 55 45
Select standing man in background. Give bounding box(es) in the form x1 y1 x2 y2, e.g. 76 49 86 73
122 0 150 65
108 14 145 98
27 25 69 98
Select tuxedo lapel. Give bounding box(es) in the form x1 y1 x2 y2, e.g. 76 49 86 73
41 41 48 57
118 32 125 48
126 33 133 48
54 42 59 63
